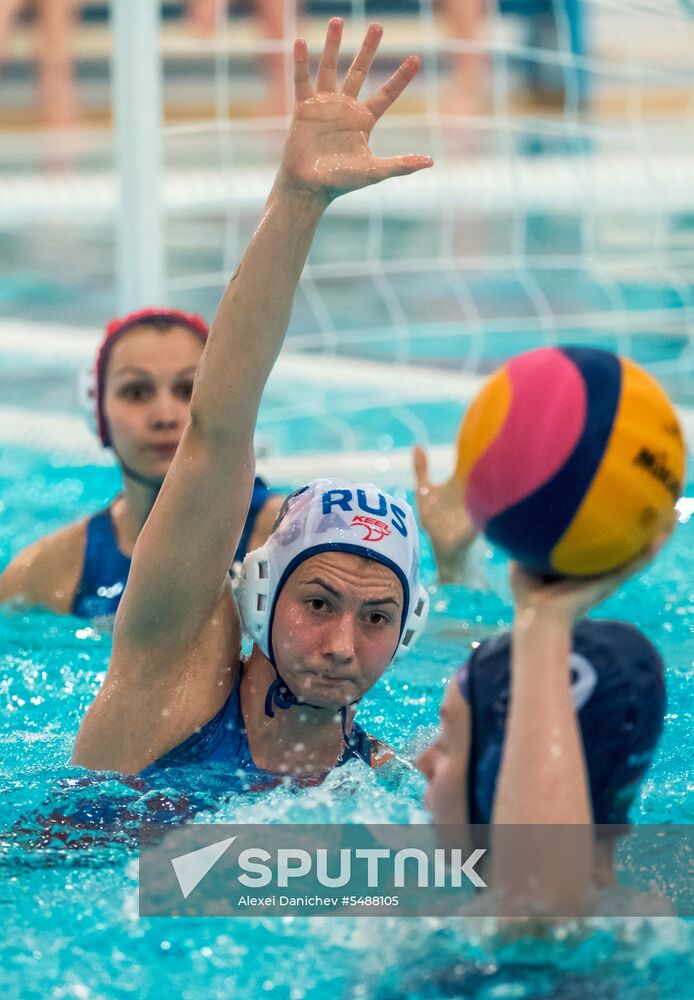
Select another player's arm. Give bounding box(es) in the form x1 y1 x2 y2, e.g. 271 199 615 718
490 539 668 915
412 445 478 584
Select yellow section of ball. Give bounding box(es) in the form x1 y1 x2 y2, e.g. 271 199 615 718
551 358 686 575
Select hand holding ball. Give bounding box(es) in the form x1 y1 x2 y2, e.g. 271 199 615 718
454 347 685 576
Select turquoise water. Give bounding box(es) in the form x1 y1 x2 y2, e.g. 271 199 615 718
1 419 693 997
1 195 693 995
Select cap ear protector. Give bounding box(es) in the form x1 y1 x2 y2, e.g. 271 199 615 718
79 307 209 447
238 543 430 662
398 582 430 655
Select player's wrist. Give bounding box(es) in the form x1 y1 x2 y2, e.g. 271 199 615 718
273 171 333 211
513 599 575 636
433 541 474 583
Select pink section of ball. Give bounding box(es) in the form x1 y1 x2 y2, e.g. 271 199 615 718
465 348 587 525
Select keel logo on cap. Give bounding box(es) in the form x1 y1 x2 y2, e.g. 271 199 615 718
321 488 409 538
351 515 392 543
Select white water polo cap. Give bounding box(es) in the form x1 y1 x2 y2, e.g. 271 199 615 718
238 478 429 665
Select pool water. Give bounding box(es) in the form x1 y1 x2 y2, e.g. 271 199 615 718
1 416 693 998
1 181 693 997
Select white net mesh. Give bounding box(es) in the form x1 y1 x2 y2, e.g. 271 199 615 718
156 0 694 477
1 1 693 479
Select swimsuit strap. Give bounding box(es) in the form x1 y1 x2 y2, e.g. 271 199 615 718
72 505 131 617
234 476 272 563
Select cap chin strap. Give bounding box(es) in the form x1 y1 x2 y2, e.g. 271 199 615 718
263 674 297 716
263 668 360 751
340 704 359 750
117 453 166 492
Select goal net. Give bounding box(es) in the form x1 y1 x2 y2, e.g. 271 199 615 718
157 0 694 479
2 0 693 481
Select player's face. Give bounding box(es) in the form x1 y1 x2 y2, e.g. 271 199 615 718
416 682 469 826
103 325 203 482
271 551 403 711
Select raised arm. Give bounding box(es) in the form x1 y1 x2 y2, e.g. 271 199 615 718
490 536 668 914
412 444 478 584
116 20 432 651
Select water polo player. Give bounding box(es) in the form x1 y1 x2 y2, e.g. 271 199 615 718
0 307 284 617
417 562 668 886
72 20 432 779
416 345 683 900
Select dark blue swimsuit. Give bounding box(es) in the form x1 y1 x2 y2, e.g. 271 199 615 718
51 671 383 836
71 476 272 618
141 667 381 789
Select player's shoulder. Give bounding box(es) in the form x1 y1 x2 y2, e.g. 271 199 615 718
0 518 88 611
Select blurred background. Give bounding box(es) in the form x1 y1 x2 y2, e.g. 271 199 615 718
1 0 693 480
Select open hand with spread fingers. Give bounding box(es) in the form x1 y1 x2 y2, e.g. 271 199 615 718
278 18 433 204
